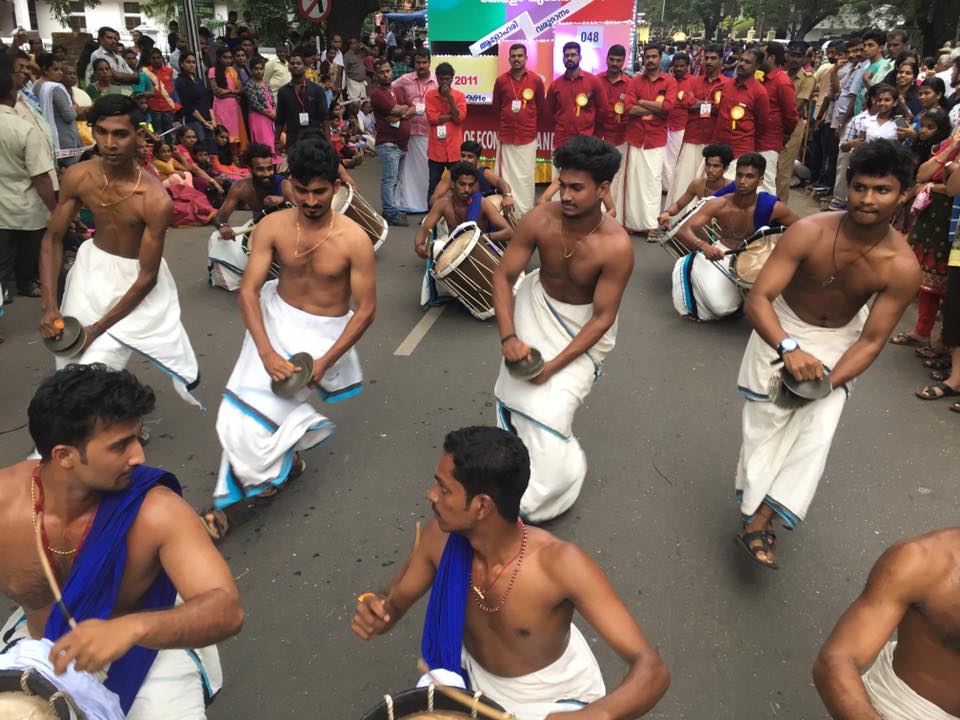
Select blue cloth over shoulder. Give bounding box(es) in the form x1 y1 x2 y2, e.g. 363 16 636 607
712 182 779 229
44 465 181 713
421 532 472 685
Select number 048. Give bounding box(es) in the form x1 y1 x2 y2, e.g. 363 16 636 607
579 31 599 43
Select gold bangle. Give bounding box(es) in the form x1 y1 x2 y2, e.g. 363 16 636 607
358 592 377 604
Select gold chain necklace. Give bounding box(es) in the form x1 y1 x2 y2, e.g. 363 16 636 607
98 158 142 208
295 209 336 258
560 215 605 259
30 473 79 556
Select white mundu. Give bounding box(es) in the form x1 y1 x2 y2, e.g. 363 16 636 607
622 145 664 232
497 140 536 218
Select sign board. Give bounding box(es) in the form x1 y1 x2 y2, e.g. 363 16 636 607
432 55 500 104
298 0 332 24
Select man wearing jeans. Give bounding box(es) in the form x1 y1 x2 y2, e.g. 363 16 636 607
371 58 412 226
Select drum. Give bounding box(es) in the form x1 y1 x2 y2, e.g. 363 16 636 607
0 667 83 719
360 685 509 720
486 194 520 231
729 225 786 294
333 185 389 251
652 197 713 260
432 222 505 320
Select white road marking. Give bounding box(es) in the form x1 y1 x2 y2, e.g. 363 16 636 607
394 306 446 356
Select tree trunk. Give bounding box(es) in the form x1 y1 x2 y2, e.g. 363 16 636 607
916 0 960 56
703 12 721 40
326 0 380 43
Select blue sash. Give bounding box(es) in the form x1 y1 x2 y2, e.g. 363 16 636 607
44 465 181 712
466 191 483 224
712 183 778 230
421 532 471 685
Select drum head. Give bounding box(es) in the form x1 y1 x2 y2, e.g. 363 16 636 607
0 669 74 720
433 223 481 278
732 234 780 287
360 686 507 720
487 195 503 211
332 184 354 215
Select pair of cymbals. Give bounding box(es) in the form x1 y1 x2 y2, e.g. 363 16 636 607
780 366 832 400
43 317 87 358
270 352 315 398
505 347 544 381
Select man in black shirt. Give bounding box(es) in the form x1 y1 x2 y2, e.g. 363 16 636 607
275 48 329 153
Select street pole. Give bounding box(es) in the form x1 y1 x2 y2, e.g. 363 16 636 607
181 0 206 76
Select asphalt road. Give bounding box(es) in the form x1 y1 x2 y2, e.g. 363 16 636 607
0 161 957 720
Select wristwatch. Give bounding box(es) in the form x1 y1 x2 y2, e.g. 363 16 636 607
777 338 800 357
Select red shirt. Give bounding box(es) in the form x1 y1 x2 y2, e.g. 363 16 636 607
625 71 676 149
713 75 770 157
491 70 544 145
758 68 799 152
598 71 630 146
543 70 608 149
667 74 696 131
370 84 411 150
425 87 468 163
147 65 175 112
682 74 729 145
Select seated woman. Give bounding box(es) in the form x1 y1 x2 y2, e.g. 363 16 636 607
174 127 225 198
152 141 195 187
142 141 216 227
212 125 251 181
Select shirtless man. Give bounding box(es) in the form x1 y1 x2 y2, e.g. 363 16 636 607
213 144 296 237
657 142 734 229
429 140 515 214
672 152 798 322
351 426 669 719
734 139 920 569
414 161 513 258
0 364 243 717
205 134 375 539
813 529 960 719
491 135 633 522
38 94 202 407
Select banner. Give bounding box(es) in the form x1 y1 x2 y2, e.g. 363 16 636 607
433 55 501 103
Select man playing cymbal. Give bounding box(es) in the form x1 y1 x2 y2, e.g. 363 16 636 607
351 426 669 720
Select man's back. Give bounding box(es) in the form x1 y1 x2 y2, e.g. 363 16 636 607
0 105 52 231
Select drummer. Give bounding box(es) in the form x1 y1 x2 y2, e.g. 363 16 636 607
203 133 376 540
414 162 514 258
351 426 670 720
657 143 733 229
429 141 516 215
212 144 296 240
671 152 798 321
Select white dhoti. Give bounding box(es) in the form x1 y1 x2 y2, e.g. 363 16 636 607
622 145 664 233
497 141 537 218
58 240 201 408
1 610 221 720
462 625 605 720
214 280 363 509
607 142 628 223
661 128 685 194
666 141 705 207
494 271 616 522
862 642 959 720
397 134 429 213
208 225 253 292
345 77 367 102
671 247 742 321
759 149 779 195
735 295 867 526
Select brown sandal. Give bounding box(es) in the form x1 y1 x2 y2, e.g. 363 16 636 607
201 509 230 541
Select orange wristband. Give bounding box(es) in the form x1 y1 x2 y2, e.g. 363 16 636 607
358 592 377 604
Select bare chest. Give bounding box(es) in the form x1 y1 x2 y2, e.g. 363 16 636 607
536 242 602 302
274 238 350 283
917 575 960 653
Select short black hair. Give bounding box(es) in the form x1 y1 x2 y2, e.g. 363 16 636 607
97 26 119 40
450 160 480 184
435 62 454 77
460 140 481 156
373 58 391 73
703 143 734 166
607 44 626 58
508 43 526 55
737 152 766 173
861 29 887 46
287 130 340 184
888 29 909 43
0 69 14 101
553 135 621 186
765 42 785 66
742 47 765 66
91 57 110 71
29 364 156 461
921 76 946 97
250 56 265 70
244 142 273 164
562 41 581 54
443 427 529 521
87 93 144 130
704 43 723 56
643 44 662 57
672 51 690 65
872 82 897 100
413 48 431 62
178 50 196 70
847 138 914 192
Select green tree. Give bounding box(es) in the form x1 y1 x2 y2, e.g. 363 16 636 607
740 0 842 39
47 0 100 25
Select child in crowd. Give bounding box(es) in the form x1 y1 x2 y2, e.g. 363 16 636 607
213 124 250 180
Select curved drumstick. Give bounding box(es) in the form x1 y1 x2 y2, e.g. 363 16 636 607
416 659 515 720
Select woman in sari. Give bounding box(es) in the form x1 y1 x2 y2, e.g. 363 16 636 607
208 46 247 157
243 58 279 163
143 140 217 227
34 53 81 166
84 58 114 99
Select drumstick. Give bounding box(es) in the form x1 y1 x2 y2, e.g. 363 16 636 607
33 519 77 631
416 659 515 720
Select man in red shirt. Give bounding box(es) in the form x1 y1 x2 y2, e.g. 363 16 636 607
668 43 728 207
598 44 629 220
543 41 608 176
425 61 467 203
662 52 695 196
371 58 414 226
714 47 770 176
622 44 676 236
144 48 177 135
492 43 544 218
757 42 798 194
